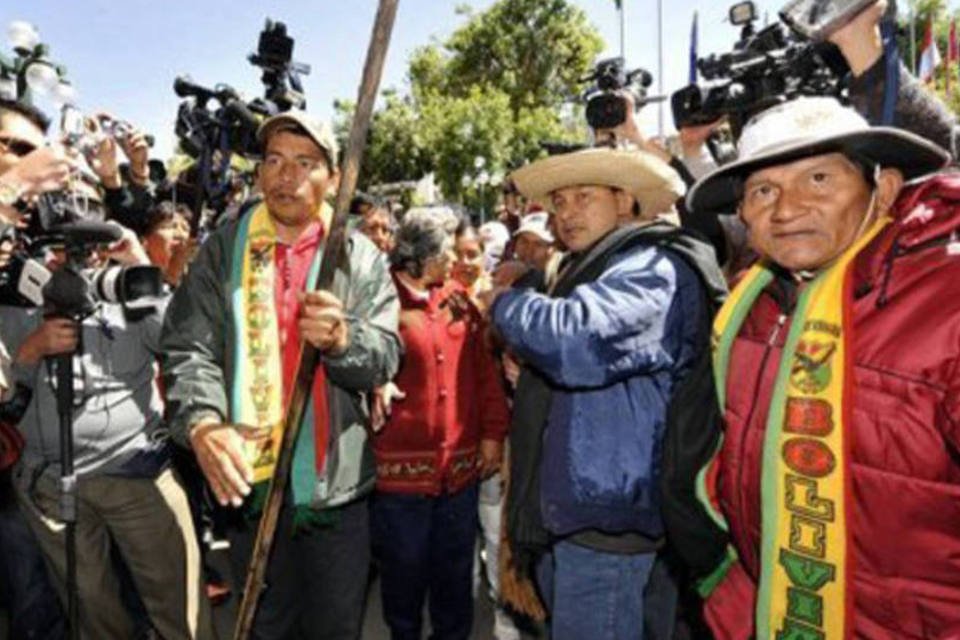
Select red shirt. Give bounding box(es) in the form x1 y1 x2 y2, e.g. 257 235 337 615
273 221 329 470
372 274 509 495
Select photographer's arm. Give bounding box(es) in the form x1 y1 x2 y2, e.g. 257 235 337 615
833 0 960 157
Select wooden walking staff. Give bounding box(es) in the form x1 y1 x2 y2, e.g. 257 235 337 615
232 1 400 637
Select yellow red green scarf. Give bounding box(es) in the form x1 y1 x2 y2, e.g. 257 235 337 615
229 202 329 512
711 217 890 639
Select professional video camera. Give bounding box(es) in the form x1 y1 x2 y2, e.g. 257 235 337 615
0 191 162 315
581 57 662 130
671 1 849 135
172 19 311 226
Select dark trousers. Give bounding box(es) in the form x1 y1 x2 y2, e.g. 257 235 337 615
0 474 64 640
371 484 479 640
227 497 371 640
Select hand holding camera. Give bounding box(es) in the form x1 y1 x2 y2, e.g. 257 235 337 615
827 0 888 76
0 146 75 205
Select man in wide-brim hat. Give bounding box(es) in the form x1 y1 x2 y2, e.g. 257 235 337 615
487 147 727 639
685 96 960 639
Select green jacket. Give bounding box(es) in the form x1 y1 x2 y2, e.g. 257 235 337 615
160 217 401 508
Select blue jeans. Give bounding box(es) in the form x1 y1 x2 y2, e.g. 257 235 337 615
537 540 656 640
371 484 479 640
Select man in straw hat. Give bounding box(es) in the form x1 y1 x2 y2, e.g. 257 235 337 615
685 95 960 639
486 146 727 639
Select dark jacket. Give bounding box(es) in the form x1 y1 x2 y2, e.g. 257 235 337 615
492 222 719 558
160 214 402 508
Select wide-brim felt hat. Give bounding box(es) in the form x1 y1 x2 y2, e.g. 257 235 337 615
510 147 685 217
687 96 950 215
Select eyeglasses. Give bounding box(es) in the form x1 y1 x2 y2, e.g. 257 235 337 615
0 136 38 157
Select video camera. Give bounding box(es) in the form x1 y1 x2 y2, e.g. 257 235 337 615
171 19 310 226
0 192 162 317
671 1 849 135
172 19 310 161
582 57 661 130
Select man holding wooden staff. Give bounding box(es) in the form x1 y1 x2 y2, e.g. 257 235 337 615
160 110 402 639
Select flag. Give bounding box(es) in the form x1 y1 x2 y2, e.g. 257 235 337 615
949 19 958 97
689 11 699 84
918 18 942 83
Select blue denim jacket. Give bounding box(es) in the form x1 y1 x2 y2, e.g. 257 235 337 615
492 244 706 538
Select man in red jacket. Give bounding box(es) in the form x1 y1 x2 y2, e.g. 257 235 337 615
686 96 960 639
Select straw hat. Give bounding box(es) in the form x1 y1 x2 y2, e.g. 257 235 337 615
510 147 685 217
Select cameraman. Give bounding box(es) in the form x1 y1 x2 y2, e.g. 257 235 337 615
0 100 74 228
0 98 72 640
0 224 215 639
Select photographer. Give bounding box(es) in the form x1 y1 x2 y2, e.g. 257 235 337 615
88 116 158 230
0 220 215 639
0 100 75 228
0 98 72 640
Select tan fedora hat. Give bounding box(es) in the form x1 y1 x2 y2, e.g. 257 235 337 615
510 147 685 217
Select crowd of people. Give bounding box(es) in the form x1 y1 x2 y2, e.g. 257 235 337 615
0 1 960 639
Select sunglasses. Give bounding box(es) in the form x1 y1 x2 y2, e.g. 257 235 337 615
0 136 38 157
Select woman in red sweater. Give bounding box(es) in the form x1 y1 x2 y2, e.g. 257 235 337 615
371 208 510 640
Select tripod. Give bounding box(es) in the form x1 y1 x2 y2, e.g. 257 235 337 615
51 346 80 640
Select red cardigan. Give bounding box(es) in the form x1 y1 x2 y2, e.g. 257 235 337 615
373 275 509 495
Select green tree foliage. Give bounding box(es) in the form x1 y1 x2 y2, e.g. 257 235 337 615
336 0 604 206
442 0 603 114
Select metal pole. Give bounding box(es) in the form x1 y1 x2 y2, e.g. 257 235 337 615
620 2 625 59
657 0 664 137
910 0 917 74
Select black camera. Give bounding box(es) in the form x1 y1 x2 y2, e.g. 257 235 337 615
582 57 658 130
671 1 847 134
172 18 310 228
248 19 311 113
0 193 162 316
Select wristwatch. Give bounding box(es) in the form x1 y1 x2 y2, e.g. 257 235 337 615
0 179 22 208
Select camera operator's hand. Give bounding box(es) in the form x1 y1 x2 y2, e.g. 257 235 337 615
1 147 74 201
16 318 79 365
678 119 723 159
829 0 886 77
593 91 673 164
298 290 350 356
0 237 14 270
89 135 122 190
118 130 151 186
189 419 253 508
103 223 151 266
